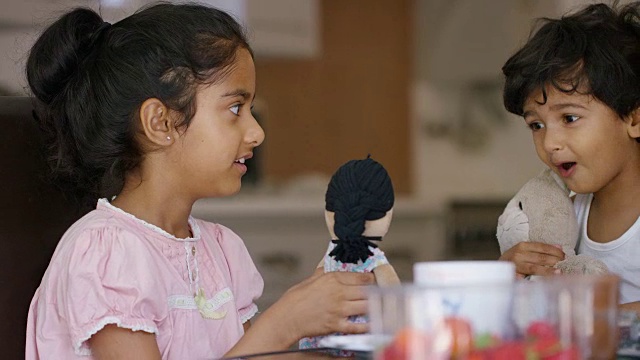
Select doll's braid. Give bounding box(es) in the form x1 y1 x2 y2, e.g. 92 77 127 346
326 156 394 264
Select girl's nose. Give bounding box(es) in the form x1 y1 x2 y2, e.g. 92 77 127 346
246 114 265 147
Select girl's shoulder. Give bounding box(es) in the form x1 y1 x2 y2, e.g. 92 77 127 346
63 206 148 243
192 219 250 255
193 219 241 242
53 203 166 260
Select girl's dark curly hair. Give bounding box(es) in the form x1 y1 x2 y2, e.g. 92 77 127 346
27 3 251 205
325 156 394 264
503 1 640 119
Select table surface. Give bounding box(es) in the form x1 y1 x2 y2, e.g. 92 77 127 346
220 348 371 360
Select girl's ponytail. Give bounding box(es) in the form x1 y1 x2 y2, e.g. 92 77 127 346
26 8 110 202
27 8 109 204
27 8 104 105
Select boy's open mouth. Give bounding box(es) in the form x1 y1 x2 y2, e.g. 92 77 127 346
561 162 575 170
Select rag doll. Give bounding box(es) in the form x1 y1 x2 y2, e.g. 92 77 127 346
496 168 608 277
299 156 400 349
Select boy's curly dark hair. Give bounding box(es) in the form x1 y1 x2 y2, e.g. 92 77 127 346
502 1 640 119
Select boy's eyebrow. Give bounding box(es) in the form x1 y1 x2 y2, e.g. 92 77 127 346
549 102 588 111
523 102 588 118
221 89 255 101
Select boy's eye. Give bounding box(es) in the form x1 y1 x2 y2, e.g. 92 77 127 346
527 121 545 131
230 104 241 115
563 114 579 123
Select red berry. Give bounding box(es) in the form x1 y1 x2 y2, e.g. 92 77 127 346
484 341 527 360
543 345 580 360
526 320 558 341
378 328 431 359
530 337 562 357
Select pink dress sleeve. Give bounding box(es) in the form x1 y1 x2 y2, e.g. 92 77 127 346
215 225 264 324
60 226 163 355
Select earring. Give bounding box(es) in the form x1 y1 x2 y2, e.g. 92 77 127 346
166 136 171 140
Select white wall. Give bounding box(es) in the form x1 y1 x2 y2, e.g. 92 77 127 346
410 0 589 208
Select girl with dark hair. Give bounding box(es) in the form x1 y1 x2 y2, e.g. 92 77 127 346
500 1 640 314
24 4 373 359
299 157 400 349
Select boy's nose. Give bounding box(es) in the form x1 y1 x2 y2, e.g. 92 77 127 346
542 127 564 153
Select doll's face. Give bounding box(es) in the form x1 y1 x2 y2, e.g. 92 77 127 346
324 209 394 240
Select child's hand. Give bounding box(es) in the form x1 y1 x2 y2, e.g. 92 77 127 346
226 271 374 356
279 271 374 340
499 242 565 277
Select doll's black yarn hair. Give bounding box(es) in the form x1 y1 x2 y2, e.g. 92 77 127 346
325 156 394 264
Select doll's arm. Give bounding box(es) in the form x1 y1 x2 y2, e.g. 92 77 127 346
372 264 400 286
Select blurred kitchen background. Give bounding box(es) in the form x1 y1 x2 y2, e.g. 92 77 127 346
0 0 607 310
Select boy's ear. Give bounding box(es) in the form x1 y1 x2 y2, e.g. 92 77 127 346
139 98 175 146
626 108 640 140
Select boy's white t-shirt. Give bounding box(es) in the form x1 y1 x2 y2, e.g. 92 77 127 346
574 193 640 304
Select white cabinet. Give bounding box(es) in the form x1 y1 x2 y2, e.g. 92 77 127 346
209 0 321 58
0 0 320 94
102 0 321 59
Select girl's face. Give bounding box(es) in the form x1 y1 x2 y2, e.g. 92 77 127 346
175 48 264 198
522 85 640 195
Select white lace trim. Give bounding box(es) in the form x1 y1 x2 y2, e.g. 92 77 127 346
97 198 201 242
167 287 233 311
240 303 259 324
73 316 158 356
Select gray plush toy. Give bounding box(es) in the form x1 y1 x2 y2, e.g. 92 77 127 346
497 168 608 277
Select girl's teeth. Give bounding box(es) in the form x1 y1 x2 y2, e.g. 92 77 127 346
236 158 245 164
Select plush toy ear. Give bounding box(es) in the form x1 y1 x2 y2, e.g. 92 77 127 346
547 169 568 192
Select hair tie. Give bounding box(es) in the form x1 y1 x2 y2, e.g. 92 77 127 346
97 21 112 31
90 21 112 44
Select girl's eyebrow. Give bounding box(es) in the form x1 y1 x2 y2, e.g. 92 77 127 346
221 89 254 101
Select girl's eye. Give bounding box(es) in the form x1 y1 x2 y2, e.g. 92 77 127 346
230 104 241 115
563 114 579 123
527 121 545 131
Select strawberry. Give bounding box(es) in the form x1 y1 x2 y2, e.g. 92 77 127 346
526 321 558 341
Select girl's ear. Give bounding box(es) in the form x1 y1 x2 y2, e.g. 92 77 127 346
626 107 640 140
139 98 175 146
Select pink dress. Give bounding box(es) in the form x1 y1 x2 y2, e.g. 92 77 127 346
25 199 263 359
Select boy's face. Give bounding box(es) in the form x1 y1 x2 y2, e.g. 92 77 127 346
522 85 640 194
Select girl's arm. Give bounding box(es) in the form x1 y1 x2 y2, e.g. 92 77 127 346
89 325 161 360
224 271 374 357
